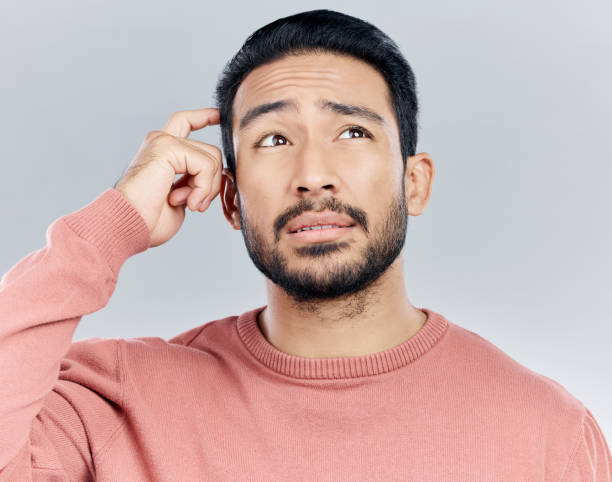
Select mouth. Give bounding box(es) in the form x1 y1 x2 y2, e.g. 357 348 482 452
287 224 355 243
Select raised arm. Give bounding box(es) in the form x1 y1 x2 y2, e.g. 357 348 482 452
0 189 150 479
1 107 224 480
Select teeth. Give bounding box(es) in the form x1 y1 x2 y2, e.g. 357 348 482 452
296 224 340 233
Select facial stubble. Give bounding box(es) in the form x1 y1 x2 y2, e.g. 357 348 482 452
236 183 408 307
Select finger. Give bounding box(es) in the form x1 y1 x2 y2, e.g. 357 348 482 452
176 138 223 210
162 108 220 138
167 173 193 206
200 147 223 206
187 153 221 211
157 134 223 210
177 137 223 166
166 146 219 211
169 185 192 206
198 159 223 211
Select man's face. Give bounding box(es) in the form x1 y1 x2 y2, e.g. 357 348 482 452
226 52 408 302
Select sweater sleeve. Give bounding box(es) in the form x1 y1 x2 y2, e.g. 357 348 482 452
561 406 612 481
0 188 150 480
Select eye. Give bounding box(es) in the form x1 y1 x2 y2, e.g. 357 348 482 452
338 126 372 140
254 133 289 148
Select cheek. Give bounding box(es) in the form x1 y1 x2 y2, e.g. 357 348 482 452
361 165 403 221
238 181 278 229
235 145 279 184
349 154 397 196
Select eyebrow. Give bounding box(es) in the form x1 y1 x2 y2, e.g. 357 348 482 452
238 98 385 132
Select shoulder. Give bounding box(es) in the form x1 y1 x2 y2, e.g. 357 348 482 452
59 310 242 388
438 315 597 472
61 336 122 388
442 316 586 420
118 311 243 369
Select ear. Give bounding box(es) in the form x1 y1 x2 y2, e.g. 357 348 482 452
221 168 242 230
404 152 435 216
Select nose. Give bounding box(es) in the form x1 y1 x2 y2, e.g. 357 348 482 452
289 141 341 196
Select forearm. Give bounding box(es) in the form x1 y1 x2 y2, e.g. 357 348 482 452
0 188 149 472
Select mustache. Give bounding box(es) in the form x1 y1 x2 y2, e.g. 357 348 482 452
274 197 368 242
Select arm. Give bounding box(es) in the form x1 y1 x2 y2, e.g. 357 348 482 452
0 188 150 479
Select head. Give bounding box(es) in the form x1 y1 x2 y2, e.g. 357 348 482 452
215 9 434 303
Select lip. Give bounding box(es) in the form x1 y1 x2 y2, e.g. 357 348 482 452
286 210 355 234
287 225 354 243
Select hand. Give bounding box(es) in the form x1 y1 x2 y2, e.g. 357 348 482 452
113 108 222 248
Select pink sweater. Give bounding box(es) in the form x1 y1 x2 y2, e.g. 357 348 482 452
1 188 610 481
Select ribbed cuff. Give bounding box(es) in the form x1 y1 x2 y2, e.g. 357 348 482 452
62 188 151 277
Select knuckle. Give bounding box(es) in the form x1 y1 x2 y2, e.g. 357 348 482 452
201 158 216 174
150 133 174 150
168 111 185 122
145 130 161 141
144 130 164 142
210 144 222 160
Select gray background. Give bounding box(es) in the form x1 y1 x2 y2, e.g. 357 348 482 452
1 0 610 440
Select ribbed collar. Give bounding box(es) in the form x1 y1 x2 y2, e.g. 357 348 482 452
236 305 449 379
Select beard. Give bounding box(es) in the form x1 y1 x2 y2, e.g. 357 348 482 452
237 183 408 303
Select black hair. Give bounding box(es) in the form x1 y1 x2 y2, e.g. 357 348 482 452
214 9 419 179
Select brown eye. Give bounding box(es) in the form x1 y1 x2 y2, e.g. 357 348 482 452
339 127 371 139
258 133 288 147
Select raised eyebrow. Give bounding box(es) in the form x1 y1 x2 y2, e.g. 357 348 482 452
318 100 385 126
238 100 299 132
237 98 385 132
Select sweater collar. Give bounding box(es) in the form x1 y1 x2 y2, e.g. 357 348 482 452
236 305 449 379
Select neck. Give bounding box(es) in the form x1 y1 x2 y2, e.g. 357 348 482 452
257 255 427 358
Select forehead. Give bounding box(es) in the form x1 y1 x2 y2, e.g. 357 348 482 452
231 52 393 130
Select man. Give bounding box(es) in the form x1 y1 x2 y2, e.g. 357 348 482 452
0 9 609 481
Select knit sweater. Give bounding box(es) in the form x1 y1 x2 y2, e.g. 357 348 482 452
1 188 610 482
